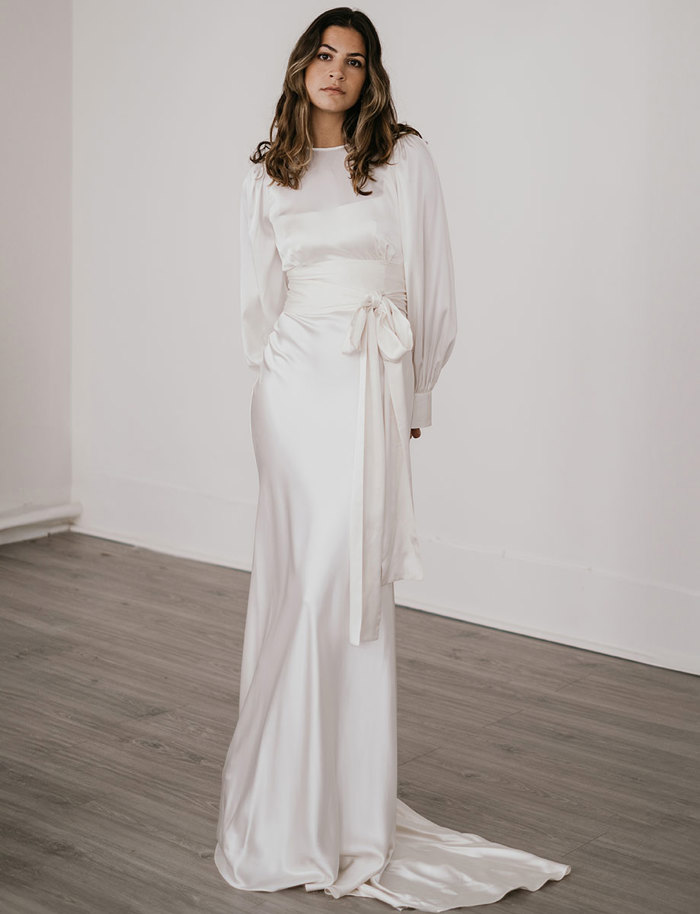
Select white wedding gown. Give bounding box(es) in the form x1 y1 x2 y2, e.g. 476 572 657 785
215 135 571 910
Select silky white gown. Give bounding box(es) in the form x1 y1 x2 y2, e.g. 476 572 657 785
215 134 572 910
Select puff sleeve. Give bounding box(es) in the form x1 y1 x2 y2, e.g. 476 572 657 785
393 134 458 427
240 162 288 372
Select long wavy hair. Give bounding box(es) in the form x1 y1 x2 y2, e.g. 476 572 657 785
251 7 421 196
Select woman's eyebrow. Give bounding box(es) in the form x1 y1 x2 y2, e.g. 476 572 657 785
319 43 366 60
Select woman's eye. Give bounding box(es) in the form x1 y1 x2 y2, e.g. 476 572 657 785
317 52 363 68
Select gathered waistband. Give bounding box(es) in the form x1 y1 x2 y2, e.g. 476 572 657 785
284 259 407 315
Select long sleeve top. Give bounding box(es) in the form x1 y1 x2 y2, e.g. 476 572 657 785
239 133 457 426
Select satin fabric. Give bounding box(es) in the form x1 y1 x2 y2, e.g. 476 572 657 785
215 139 572 908
237 135 458 429
285 259 422 645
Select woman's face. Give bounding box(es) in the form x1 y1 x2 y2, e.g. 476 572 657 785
304 25 367 114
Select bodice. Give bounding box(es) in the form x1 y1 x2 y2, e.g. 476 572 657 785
265 147 403 272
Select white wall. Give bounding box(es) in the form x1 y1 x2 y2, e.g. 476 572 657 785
8 0 699 672
397 0 700 672
0 0 74 530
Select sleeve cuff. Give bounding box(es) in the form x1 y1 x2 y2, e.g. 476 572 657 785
411 390 432 428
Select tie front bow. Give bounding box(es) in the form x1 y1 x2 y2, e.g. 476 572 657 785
341 290 414 362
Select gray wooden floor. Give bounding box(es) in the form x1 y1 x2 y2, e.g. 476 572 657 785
0 532 698 913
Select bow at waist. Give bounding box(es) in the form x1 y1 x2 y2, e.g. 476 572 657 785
284 259 423 646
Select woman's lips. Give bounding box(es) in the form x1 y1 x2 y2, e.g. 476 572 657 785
322 88 344 94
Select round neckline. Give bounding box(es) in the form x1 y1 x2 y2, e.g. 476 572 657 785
312 144 346 150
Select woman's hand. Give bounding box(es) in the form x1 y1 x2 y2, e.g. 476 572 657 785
410 428 421 438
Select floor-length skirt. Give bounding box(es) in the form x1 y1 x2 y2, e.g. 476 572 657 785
215 261 571 911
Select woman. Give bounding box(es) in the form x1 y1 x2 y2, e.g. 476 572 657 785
215 8 572 910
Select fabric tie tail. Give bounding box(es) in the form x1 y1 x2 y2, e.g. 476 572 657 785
341 289 423 646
